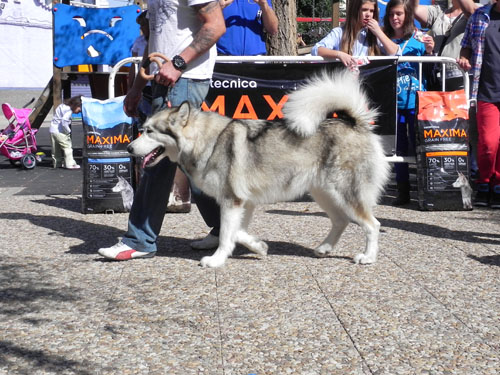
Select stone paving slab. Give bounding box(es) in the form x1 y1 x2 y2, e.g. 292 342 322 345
0 194 499 375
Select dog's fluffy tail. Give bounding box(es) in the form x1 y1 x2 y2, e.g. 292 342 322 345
283 70 377 137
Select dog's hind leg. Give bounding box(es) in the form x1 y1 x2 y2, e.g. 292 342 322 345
350 207 380 264
200 201 244 268
235 203 268 256
310 189 349 257
311 188 381 264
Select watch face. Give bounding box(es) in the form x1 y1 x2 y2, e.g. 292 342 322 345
173 55 186 70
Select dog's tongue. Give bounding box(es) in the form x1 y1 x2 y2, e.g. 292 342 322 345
141 151 155 169
142 148 159 168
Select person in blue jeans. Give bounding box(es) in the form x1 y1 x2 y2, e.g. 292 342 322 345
98 0 226 260
383 0 434 205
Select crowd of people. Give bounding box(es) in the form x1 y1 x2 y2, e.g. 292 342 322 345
311 0 491 207
96 0 499 261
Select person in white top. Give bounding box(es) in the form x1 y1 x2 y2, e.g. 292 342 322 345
49 96 81 170
98 0 226 261
312 0 398 69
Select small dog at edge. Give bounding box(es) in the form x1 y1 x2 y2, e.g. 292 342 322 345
112 175 134 211
452 172 473 209
127 70 390 268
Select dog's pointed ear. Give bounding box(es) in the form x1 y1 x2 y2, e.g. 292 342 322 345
177 101 191 127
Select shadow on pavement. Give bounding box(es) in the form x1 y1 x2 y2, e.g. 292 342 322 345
467 254 500 267
266 208 500 245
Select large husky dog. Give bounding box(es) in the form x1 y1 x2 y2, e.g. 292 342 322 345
128 71 390 268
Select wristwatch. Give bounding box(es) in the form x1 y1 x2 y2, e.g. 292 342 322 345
172 55 187 71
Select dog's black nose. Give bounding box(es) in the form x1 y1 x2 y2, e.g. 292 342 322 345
127 144 133 154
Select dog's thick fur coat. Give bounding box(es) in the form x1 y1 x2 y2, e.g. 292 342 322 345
128 71 390 267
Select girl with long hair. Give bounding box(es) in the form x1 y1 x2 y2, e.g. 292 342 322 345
311 0 398 68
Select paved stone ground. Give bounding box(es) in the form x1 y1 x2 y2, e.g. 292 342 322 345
0 89 499 375
0 192 499 375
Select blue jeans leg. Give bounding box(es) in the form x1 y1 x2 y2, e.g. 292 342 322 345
124 157 176 252
122 78 220 252
395 109 416 183
168 79 221 234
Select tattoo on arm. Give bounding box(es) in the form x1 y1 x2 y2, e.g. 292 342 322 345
190 1 220 54
191 28 216 53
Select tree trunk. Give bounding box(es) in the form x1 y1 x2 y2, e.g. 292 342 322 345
266 0 297 56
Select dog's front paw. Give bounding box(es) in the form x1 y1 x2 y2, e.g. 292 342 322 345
353 253 376 264
250 240 268 256
235 231 268 256
200 255 227 268
314 243 333 257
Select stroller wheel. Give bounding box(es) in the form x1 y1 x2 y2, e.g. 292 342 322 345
21 153 36 169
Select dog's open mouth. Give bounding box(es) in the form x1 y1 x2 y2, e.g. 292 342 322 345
142 146 165 168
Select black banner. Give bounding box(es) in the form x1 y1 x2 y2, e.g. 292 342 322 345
203 59 397 135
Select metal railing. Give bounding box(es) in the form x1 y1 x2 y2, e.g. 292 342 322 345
108 56 470 164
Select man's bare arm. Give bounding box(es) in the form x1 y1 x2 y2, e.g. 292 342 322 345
155 1 225 87
256 0 278 35
187 1 226 58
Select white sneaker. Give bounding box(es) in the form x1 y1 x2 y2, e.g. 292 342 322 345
97 241 155 260
65 164 81 170
190 233 219 250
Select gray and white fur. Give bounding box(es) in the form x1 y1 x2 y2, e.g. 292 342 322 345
112 175 134 211
128 70 390 268
452 172 473 209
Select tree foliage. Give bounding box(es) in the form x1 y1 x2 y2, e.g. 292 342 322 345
266 0 348 53
295 0 346 45
297 0 333 18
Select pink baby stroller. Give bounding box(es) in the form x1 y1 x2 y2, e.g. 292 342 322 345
0 103 43 169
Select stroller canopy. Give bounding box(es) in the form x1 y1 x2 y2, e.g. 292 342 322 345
2 103 32 128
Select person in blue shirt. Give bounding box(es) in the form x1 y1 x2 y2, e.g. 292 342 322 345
217 0 278 56
383 0 434 205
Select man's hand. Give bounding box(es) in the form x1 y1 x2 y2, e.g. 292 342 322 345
458 47 472 72
154 61 182 88
219 0 233 9
457 56 471 72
